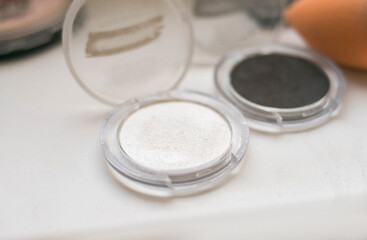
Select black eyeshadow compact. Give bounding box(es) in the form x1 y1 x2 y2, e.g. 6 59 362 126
216 44 345 132
185 0 345 132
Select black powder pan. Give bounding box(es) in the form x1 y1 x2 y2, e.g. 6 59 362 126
215 44 346 132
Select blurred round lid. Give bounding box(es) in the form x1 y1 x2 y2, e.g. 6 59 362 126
62 0 193 105
184 0 285 54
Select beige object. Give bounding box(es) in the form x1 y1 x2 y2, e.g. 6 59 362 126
0 0 70 40
285 0 367 70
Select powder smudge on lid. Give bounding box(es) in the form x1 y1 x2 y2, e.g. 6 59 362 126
86 15 164 57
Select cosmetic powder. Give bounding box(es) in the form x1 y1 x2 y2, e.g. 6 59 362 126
119 101 232 171
230 54 330 109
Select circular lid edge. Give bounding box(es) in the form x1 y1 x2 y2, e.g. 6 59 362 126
62 0 194 106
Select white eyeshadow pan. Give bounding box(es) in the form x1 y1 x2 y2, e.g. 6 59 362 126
101 91 249 197
119 101 232 171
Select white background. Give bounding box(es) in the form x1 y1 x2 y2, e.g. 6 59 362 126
0 31 367 239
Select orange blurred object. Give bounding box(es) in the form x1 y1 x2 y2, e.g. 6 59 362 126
284 0 367 70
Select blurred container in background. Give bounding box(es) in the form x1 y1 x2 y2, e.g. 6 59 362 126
0 0 71 55
182 0 293 64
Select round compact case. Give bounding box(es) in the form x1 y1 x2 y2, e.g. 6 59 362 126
215 44 345 132
63 0 249 197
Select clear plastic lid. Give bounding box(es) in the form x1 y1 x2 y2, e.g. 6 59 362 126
62 0 193 105
183 0 285 55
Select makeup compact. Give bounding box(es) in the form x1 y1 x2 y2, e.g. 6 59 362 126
181 0 345 132
0 0 71 55
62 0 345 196
215 44 346 132
63 0 249 197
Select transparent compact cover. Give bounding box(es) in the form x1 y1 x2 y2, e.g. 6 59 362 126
63 0 193 105
183 0 285 54
215 44 346 132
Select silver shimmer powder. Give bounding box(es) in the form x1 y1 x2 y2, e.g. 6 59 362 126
119 101 232 171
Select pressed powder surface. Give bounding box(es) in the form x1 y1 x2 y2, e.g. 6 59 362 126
119 101 232 171
230 54 330 109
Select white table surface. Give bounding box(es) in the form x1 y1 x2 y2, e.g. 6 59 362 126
1 31 367 240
